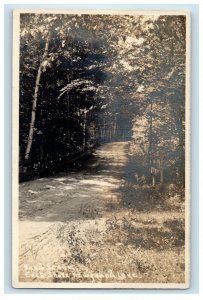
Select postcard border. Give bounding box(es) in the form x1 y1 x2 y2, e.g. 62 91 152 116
12 9 191 289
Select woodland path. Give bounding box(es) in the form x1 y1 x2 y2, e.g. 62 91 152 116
18 141 185 284
18 142 131 282
19 141 128 223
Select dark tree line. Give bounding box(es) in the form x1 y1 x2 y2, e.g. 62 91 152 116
19 13 186 185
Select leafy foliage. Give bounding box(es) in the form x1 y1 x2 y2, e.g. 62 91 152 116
19 13 186 184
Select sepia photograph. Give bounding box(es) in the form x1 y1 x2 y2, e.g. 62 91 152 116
12 9 190 288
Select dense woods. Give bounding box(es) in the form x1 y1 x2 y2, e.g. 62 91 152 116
18 12 187 285
19 13 186 185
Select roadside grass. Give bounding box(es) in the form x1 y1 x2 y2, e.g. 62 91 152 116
50 181 185 284
18 142 186 284
19 178 185 284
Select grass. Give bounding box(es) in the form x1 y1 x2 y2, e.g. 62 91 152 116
50 183 185 284
18 142 186 284
19 181 185 284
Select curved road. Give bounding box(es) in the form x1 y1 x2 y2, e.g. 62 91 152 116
17 141 185 284
18 142 130 282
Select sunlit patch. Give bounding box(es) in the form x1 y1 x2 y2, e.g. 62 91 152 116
79 179 116 187
54 178 67 182
62 186 75 190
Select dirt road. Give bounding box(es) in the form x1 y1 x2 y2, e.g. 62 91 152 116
19 142 128 222
18 141 185 284
19 142 130 281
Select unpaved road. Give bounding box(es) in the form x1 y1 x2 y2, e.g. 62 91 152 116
19 142 130 282
19 142 128 223
18 141 185 284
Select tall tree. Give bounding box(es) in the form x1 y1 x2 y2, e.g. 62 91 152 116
24 31 51 160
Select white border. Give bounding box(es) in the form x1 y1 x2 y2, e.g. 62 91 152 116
1 0 202 298
12 9 20 291
12 8 190 289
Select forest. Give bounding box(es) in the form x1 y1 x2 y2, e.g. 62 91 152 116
17 12 187 285
19 13 185 186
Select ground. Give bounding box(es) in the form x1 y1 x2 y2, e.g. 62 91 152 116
19 142 185 283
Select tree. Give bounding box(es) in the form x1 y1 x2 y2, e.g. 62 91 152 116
20 13 108 173
24 31 51 160
19 13 186 184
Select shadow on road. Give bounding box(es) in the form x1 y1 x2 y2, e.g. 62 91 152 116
19 142 128 222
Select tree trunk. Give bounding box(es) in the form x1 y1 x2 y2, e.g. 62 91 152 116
149 98 153 156
109 125 112 141
159 151 164 184
24 33 51 160
103 119 106 140
67 94 70 144
83 111 87 148
152 175 155 186
148 97 153 184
